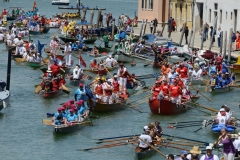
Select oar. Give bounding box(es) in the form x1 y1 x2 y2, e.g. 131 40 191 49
158 143 190 151
161 133 209 144
127 93 151 105
35 84 42 94
194 120 213 133
189 101 218 113
182 103 213 115
95 134 141 141
205 79 210 92
143 61 154 67
96 137 137 144
61 84 70 94
138 137 166 158
189 85 211 102
42 119 92 125
167 122 204 127
168 120 204 124
167 124 203 129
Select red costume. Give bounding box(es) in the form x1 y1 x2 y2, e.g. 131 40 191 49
169 85 182 98
50 64 61 76
95 84 103 95
178 67 188 78
59 78 66 86
160 84 169 96
52 80 59 91
112 80 120 92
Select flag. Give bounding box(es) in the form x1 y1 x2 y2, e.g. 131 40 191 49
79 55 86 68
38 40 45 56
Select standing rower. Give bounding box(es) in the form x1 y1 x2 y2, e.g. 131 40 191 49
117 63 128 94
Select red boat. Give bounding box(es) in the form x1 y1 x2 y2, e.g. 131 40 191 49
41 90 61 98
148 95 199 115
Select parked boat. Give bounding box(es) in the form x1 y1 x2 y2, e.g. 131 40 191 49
41 90 61 98
52 0 70 5
149 96 199 115
58 36 97 44
88 98 127 113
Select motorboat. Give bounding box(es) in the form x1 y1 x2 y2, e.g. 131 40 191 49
52 0 70 5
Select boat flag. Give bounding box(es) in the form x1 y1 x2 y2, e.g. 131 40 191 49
38 40 45 56
79 55 87 68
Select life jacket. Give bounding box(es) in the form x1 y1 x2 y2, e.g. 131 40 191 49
152 86 161 96
91 62 97 68
95 84 103 95
104 87 112 96
119 68 128 78
112 80 120 92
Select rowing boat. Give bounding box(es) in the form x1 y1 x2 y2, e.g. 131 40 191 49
148 95 199 115
41 90 61 98
135 146 160 160
88 53 101 57
190 78 206 85
59 36 97 44
210 86 231 93
69 74 88 86
29 26 50 35
84 68 107 75
211 124 236 133
26 62 41 68
88 98 127 113
54 123 84 133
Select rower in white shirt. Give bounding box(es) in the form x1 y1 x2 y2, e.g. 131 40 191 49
102 79 114 104
105 55 114 68
19 45 27 55
73 65 82 80
15 37 24 55
192 67 202 79
0 32 4 42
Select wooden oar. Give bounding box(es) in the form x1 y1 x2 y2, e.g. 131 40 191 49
183 103 213 115
189 85 211 102
127 93 151 105
167 124 203 129
42 119 92 125
167 121 203 127
61 84 70 94
138 137 166 158
35 84 42 94
189 101 218 113
158 143 190 151
96 137 138 144
143 61 154 67
205 79 210 92
162 133 208 144
168 120 204 124
95 134 141 141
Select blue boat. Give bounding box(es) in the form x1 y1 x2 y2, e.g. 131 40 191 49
211 124 236 133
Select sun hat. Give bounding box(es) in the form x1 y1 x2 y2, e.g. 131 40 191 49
190 146 202 154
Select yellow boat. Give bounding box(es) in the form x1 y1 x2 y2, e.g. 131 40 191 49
230 56 240 73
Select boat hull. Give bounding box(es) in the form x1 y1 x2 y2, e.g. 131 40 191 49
135 146 158 160
69 74 87 86
0 90 10 111
54 124 82 133
52 2 70 5
41 90 60 98
230 65 240 74
210 86 231 93
88 99 127 113
114 53 134 63
191 78 206 85
211 124 236 133
29 27 50 35
26 62 41 68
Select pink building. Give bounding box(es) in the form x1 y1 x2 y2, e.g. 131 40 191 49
138 0 169 23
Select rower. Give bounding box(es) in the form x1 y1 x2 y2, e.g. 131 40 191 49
105 55 114 68
169 81 182 106
58 74 66 86
66 109 78 124
176 62 188 86
91 46 99 56
50 60 65 77
138 126 153 151
93 79 104 102
90 59 98 69
153 121 163 139
112 75 120 103
215 108 227 125
41 78 53 92
0 80 7 91
126 73 137 89
78 100 89 122
159 79 170 100
75 83 88 102
52 107 63 125
52 78 60 91
73 65 81 80
71 41 78 51
102 79 114 104
192 66 202 79
64 42 72 67
151 80 161 98
117 63 128 94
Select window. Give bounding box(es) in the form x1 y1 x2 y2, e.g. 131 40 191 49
220 10 222 23
214 3 218 10
142 0 144 9
145 0 147 9
231 12 232 19
209 9 211 22
226 12 227 19
148 0 153 9
214 11 217 18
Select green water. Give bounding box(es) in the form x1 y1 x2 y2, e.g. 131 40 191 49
0 0 240 159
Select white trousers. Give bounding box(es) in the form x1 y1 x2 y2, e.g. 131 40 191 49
102 95 113 104
65 54 72 66
119 77 127 93
15 46 22 55
223 153 234 160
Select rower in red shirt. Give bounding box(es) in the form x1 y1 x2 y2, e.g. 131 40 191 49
50 61 65 76
58 74 66 86
169 81 182 105
52 78 60 91
94 79 104 102
177 63 188 79
151 81 161 97
159 79 169 98
175 76 184 88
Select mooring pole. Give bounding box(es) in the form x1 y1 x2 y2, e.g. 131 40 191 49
6 49 12 90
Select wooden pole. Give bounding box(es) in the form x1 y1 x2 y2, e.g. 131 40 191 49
200 24 206 50
6 49 12 90
223 31 227 58
142 19 148 36
139 19 144 38
209 16 218 51
178 22 186 46
81 8 87 22
96 9 101 28
191 30 195 49
228 28 233 62
111 20 115 40
90 10 94 26
220 31 223 53
188 30 193 46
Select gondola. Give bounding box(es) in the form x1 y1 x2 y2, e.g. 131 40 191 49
54 122 86 133
58 36 97 44
148 95 199 115
209 86 231 93
135 146 160 160
41 90 61 98
88 98 127 113
29 26 50 35
69 74 88 86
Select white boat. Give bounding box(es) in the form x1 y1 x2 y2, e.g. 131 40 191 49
52 0 70 5
0 90 10 111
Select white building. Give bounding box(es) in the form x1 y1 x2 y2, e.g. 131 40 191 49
193 0 240 32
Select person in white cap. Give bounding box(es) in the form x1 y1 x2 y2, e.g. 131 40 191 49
214 108 227 125
200 146 219 160
73 64 81 80
105 55 114 68
138 126 153 151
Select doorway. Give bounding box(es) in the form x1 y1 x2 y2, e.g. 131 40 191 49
234 10 237 32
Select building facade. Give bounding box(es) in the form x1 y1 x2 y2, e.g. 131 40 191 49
138 0 169 23
194 0 240 32
170 0 194 30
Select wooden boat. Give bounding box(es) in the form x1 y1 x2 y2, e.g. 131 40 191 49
69 74 88 86
82 47 111 53
58 7 106 10
135 146 160 160
58 36 97 44
88 53 101 57
26 62 41 68
88 98 127 113
210 86 231 93
41 90 61 98
6 45 16 50
54 123 83 133
149 95 199 115
12 54 23 59
87 68 107 75
113 52 134 63
230 56 240 73
29 26 50 35
0 90 10 111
